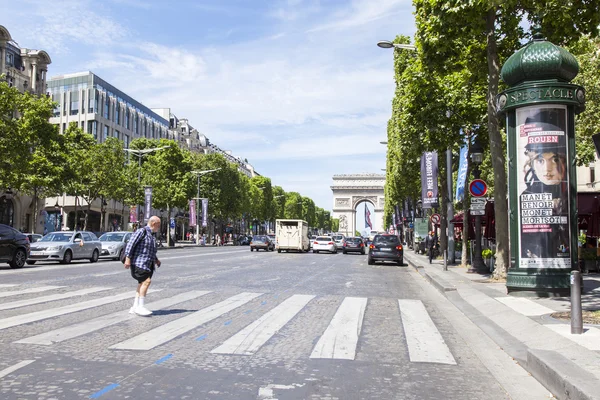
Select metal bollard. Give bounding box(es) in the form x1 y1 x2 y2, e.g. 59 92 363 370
570 271 583 335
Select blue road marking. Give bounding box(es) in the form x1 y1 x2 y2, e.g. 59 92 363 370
224 320 232 326
244 310 253 314
154 354 173 365
195 334 208 341
89 383 119 399
261 301 267 305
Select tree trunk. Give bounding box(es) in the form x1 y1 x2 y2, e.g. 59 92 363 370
166 205 171 247
485 7 509 279
74 195 78 231
99 197 104 233
85 201 91 231
32 187 39 233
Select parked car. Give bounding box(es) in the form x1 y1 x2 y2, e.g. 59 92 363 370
250 235 274 251
98 231 133 261
24 233 43 243
368 234 403 266
237 235 252 246
343 236 366 255
312 236 338 254
332 234 345 248
27 231 102 264
0 224 30 269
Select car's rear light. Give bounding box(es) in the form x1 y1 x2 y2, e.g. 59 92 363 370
369 244 374 249
360 243 364 247
328 242 334 245
313 241 318 244
343 243 347 247
396 245 403 250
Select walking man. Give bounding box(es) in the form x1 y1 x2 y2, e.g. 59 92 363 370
426 231 436 264
124 215 162 316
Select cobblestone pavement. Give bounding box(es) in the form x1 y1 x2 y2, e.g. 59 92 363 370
0 247 550 399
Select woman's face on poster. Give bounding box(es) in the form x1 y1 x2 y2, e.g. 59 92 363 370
531 151 566 185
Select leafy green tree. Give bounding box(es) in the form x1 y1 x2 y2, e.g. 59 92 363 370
331 218 339 233
284 192 303 219
272 186 286 220
413 0 600 278
302 196 316 227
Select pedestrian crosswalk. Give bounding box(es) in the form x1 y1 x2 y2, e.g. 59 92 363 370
0 285 457 365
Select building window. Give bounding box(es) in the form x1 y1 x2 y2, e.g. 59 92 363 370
103 96 110 119
88 121 97 140
125 108 130 130
89 90 98 113
115 102 120 125
133 115 138 135
103 125 109 141
124 134 130 148
115 130 120 140
0 196 14 226
5 53 14 67
52 93 60 117
151 123 155 138
591 166 596 185
62 123 66 133
63 94 67 116
70 91 79 115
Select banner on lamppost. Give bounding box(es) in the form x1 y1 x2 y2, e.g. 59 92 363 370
144 186 152 223
129 206 138 223
421 151 439 209
201 198 208 227
455 139 469 202
189 200 196 227
516 105 570 268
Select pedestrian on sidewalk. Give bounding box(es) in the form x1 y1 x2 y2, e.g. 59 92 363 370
124 215 162 316
426 231 436 264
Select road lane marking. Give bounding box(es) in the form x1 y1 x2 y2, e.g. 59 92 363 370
544 325 600 350
398 299 456 365
15 290 205 345
0 287 112 311
495 297 555 316
0 291 136 331
0 284 18 288
109 292 263 351
0 285 65 298
0 360 35 379
310 297 367 360
212 294 314 355
89 383 119 399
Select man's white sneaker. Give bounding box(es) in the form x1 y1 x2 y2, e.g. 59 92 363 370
134 306 152 316
129 307 136 314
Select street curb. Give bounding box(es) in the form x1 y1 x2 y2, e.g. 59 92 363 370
406 258 456 293
527 349 600 400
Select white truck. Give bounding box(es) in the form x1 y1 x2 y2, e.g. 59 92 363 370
275 219 310 253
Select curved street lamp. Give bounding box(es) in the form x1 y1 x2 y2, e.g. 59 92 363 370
377 41 417 50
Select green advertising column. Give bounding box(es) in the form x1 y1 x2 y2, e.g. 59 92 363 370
497 32 585 297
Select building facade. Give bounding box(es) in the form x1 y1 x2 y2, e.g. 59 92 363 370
0 25 51 233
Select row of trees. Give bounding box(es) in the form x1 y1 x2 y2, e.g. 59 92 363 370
384 2 600 279
0 78 336 237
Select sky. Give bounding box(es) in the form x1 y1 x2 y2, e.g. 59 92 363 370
2 0 417 211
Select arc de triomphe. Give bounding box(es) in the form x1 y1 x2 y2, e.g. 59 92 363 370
331 174 385 237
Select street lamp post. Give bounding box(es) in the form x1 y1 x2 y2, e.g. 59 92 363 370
468 140 487 274
54 199 60 232
191 169 221 245
124 146 169 225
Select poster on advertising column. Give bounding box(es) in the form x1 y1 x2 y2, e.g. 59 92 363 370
421 151 439 209
144 186 152 223
189 200 196 227
516 105 570 268
201 198 208 227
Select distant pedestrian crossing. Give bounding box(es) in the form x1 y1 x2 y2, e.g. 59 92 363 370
0 284 456 365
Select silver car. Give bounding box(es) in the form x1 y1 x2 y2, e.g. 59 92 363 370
99 231 132 261
27 231 102 265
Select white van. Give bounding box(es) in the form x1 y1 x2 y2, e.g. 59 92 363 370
275 219 310 253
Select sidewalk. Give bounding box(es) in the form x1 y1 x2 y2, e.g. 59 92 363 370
404 251 600 400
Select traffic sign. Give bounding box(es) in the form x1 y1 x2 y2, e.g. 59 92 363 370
430 213 441 225
470 197 486 215
469 179 488 197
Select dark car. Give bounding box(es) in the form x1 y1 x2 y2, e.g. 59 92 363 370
250 235 274 252
0 224 30 269
343 237 366 255
237 235 252 246
368 234 403 266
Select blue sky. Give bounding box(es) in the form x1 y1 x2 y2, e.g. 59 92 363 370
2 0 417 211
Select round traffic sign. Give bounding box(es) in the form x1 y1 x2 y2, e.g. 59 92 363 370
430 213 441 225
469 179 488 197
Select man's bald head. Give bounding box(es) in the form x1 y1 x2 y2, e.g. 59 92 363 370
148 216 161 232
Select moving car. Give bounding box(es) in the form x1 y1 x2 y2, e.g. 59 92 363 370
98 231 132 260
343 237 366 255
250 235 274 251
312 236 338 254
368 234 403 266
27 231 102 264
332 234 345 248
0 224 30 269
24 233 43 243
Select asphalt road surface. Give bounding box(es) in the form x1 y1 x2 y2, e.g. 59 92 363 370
0 246 546 399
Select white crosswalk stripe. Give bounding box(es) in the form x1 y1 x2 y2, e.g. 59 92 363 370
0 287 112 311
211 294 315 355
1 285 457 365
15 291 210 345
0 291 135 331
0 284 19 288
398 299 456 365
0 285 65 299
310 297 367 360
109 292 263 351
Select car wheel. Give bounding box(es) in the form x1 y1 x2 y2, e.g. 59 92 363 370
26 260 37 265
9 248 27 269
90 249 99 263
312 250 316 253
251 248 254 252
61 250 73 264
115 249 123 261
398 258 404 266
277 249 281 253
368 257 375 265
343 250 347 254
361 250 365 255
